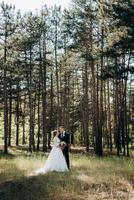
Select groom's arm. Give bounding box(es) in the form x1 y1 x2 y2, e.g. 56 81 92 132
66 133 71 151
65 133 70 143
69 134 71 152
68 133 70 144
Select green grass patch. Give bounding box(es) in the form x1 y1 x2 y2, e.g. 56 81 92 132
0 150 134 200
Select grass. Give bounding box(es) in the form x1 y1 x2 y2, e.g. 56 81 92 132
0 148 134 200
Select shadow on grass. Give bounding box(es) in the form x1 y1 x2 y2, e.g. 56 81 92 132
0 151 134 200
0 171 85 200
0 169 133 200
0 150 15 159
0 163 134 200
0 175 49 200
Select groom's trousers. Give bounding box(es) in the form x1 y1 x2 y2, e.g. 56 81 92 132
63 149 70 169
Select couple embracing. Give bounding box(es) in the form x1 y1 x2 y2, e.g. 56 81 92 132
35 126 70 174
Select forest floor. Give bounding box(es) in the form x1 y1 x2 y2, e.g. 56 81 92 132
0 146 134 200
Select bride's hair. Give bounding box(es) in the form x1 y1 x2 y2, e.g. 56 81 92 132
53 130 58 137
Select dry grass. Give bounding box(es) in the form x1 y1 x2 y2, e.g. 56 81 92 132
0 149 134 200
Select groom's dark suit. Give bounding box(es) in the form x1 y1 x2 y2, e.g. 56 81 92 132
59 131 70 169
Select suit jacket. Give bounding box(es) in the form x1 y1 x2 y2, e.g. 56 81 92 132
59 131 70 152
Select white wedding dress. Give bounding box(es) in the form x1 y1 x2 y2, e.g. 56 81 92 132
34 136 69 174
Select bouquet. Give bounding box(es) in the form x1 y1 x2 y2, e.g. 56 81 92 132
59 141 67 150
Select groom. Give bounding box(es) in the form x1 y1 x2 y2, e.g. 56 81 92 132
58 126 70 169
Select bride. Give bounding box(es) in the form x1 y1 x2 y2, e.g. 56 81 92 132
34 130 69 174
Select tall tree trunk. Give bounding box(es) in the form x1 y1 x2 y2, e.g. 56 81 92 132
3 21 8 154
37 83 41 151
115 78 121 156
28 47 35 152
97 27 104 156
8 79 12 146
16 79 20 146
54 16 60 127
42 32 47 152
81 62 89 152
22 95 26 145
124 78 129 156
107 79 112 151
48 73 54 149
